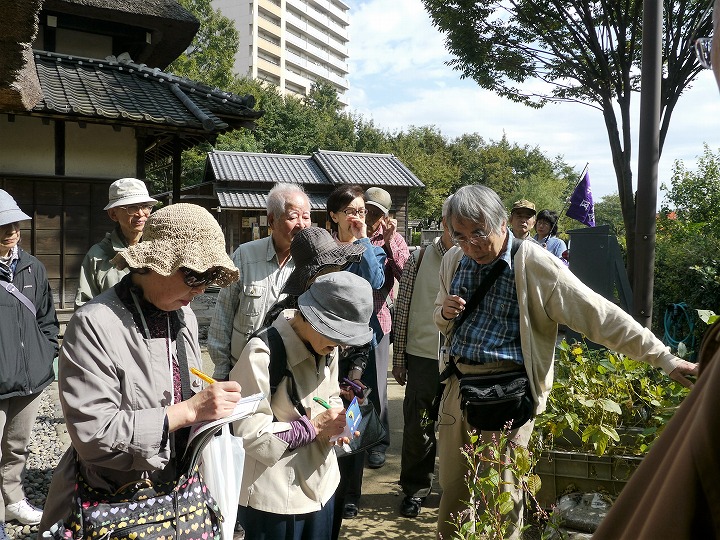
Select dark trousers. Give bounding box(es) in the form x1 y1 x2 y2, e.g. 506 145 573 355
399 353 439 498
237 498 335 540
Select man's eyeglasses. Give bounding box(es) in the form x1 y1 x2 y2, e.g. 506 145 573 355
181 267 221 288
340 207 367 217
118 204 154 216
452 231 491 247
695 37 713 69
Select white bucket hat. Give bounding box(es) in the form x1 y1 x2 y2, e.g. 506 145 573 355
104 178 158 210
0 190 32 226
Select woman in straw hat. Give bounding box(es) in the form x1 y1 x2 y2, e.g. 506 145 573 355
40 203 243 532
230 271 374 540
0 190 59 536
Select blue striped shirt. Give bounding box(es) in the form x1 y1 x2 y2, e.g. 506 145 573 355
449 232 523 365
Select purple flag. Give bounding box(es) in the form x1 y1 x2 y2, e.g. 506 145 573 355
566 171 595 227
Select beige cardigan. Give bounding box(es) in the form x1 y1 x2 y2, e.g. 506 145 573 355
434 239 680 414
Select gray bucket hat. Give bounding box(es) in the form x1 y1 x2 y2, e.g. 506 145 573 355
0 190 32 226
298 271 373 347
104 178 158 210
283 227 365 296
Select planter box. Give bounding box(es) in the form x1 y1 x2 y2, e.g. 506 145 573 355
535 450 642 508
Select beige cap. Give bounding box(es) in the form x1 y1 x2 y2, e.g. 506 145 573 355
511 199 536 215
104 178 158 210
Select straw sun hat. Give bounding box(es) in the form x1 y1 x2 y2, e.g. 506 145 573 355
112 203 239 287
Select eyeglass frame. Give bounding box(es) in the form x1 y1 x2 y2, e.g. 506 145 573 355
116 203 155 216
452 230 492 247
339 207 367 217
180 267 221 288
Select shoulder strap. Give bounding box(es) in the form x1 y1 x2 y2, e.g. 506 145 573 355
251 326 305 417
0 281 36 316
454 237 523 329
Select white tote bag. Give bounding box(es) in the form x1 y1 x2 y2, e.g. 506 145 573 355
200 425 245 540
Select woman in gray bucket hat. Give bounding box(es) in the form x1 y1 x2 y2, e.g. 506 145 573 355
0 190 59 535
230 271 374 540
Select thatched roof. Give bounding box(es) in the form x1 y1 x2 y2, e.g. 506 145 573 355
0 0 43 110
41 0 199 68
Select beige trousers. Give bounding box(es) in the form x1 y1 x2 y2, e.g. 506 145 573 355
436 362 534 540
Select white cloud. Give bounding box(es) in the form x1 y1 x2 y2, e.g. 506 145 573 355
345 0 720 202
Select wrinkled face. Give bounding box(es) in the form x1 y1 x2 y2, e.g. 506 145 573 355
329 196 366 239
510 209 536 237
0 222 20 255
451 216 507 265
139 270 206 311
535 218 552 238
270 193 312 247
108 204 153 239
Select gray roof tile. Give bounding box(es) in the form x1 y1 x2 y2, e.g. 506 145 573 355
313 150 424 187
217 188 328 210
208 151 331 185
30 51 261 132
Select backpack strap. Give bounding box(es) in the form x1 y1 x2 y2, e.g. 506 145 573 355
251 326 305 417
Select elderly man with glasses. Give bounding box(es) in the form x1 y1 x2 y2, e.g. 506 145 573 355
433 184 697 539
75 178 158 307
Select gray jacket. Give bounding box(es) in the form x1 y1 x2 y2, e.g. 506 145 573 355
39 288 203 529
74 228 129 308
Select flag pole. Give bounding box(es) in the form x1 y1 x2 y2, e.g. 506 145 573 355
560 162 589 218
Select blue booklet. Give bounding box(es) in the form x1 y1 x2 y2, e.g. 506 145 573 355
346 397 362 436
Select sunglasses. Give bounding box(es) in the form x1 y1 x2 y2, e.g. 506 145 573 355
180 267 221 288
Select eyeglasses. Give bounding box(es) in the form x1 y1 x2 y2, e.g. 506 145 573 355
452 231 491 247
180 267 221 288
118 204 154 216
340 207 367 217
695 37 713 69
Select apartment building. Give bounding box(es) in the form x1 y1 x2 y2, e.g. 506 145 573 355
213 0 350 105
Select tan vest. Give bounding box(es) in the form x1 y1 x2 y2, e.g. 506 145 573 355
406 239 443 360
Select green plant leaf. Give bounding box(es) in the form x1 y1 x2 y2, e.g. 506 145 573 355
497 491 515 515
599 398 622 414
599 424 620 442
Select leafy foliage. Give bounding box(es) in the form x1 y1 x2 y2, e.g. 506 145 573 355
533 340 689 457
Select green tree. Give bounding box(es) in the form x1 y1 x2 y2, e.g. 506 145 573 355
593 192 626 238
168 0 239 89
421 0 713 282
661 144 720 229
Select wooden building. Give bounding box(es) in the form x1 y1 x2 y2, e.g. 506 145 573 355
159 149 424 253
0 0 262 315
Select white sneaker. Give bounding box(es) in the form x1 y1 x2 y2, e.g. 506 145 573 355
5 499 42 525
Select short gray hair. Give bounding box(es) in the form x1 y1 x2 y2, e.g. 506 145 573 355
267 183 308 218
441 194 453 218
446 185 507 236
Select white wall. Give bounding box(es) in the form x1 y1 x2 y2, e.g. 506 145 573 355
0 116 55 174
65 123 136 177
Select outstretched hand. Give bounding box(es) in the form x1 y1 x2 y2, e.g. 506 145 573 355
668 359 699 388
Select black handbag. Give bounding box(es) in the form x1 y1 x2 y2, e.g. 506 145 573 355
458 371 534 431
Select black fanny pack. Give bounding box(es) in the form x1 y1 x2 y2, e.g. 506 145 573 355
457 370 534 431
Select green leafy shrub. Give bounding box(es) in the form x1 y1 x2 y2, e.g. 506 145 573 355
532 339 689 457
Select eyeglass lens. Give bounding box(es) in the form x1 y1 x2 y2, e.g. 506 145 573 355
342 208 367 217
122 204 154 215
695 37 712 69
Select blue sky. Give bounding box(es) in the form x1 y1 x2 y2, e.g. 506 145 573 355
343 0 720 201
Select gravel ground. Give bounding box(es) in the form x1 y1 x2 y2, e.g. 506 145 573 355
6 384 68 540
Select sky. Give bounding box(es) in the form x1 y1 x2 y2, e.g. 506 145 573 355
343 0 720 201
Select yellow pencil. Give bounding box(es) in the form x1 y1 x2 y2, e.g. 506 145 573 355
190 367 216 385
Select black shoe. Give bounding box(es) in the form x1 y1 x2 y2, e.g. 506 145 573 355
399 496 425 517
367 451 386 469
342 503 359 519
